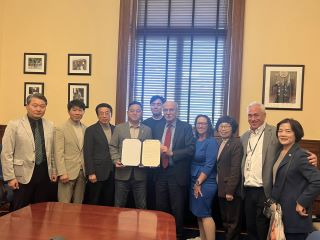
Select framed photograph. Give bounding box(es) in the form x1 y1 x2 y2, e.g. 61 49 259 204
262 64 305 110
24 53 47 74
68 54 91 75
68 83 89 108
24 82 44 105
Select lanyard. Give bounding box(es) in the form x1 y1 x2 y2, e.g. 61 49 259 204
248 128 265 156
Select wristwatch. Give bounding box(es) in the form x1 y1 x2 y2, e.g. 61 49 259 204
195 180 201 186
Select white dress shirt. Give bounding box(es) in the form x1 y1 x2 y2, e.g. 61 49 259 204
244 122 266 187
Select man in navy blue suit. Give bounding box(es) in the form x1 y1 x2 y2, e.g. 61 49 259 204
153 101 195 239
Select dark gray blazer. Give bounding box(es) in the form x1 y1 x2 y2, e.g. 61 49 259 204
83 122 115 181
240 123 280 198
271 143 320 233
217 137 243 198
109 122 152 181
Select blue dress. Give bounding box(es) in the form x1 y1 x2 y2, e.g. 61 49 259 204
190 137 218 217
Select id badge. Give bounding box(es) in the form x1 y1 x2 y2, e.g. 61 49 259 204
246 160 251 171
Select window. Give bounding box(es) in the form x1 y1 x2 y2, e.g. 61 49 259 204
116 0 244 126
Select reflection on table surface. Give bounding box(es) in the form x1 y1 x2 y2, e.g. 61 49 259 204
0 202 176 240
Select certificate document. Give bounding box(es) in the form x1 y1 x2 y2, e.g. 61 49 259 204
141 140 160 167
121 139 161 167
121 139 142 166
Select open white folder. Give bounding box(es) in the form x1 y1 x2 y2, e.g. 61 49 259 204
121 139 161 167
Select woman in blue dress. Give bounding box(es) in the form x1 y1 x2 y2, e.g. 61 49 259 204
190 114 218 240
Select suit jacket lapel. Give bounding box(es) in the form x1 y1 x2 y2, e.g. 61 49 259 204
22 115 35 150
158 121 166 141
125 122 131 139
42 118 50 155
242 131 250 153
277 143 299 170
172 119 180 149
66 120 81 150
96 122 108 145
241 131 250 171
262 124 271 166
218 137 232 161
138 124 145 140
80 123 86 151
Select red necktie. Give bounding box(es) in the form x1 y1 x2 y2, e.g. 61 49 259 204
162 125 172 168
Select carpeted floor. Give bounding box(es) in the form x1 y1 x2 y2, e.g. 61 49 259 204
184 227 249 240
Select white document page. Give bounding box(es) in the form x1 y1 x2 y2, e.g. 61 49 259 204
141 140 161 167
121 139 142 166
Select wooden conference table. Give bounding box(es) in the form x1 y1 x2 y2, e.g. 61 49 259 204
0 202 176 240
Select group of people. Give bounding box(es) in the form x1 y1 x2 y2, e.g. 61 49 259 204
1 93 320 240
189 102 320 240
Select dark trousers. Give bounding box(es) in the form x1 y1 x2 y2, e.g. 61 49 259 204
114 176 146 209
244 187 269 240
13 161 55 211
156 168 186 240
146 168 156 210
219 196 242 240
83 172 114 206
285 233 308 240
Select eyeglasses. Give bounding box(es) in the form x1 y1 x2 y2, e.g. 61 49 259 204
219 124 232 129
163 109 175 113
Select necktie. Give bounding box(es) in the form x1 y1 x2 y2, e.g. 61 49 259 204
162 125 172 168
34 121 43 165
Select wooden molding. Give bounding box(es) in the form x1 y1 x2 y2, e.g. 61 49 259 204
228 0 245 130
115 0 246 125
115 0 136 124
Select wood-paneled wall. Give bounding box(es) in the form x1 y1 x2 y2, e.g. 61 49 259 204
300 140 320 215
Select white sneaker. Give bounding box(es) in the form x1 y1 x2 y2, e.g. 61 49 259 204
186 237 201 240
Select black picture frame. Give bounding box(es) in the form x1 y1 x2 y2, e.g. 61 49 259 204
68 83 89 108
68 54 92 75
262 64 304 110
24 82 45 105
24 53 47 74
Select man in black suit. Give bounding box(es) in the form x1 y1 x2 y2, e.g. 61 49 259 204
153 101 195 239
83 103 115 206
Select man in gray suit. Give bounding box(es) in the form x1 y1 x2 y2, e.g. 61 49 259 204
241 101 317 240
109 101 152 209
54 100 86 203
1 93 56 210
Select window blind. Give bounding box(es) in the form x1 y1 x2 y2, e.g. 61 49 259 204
130 0 230 124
